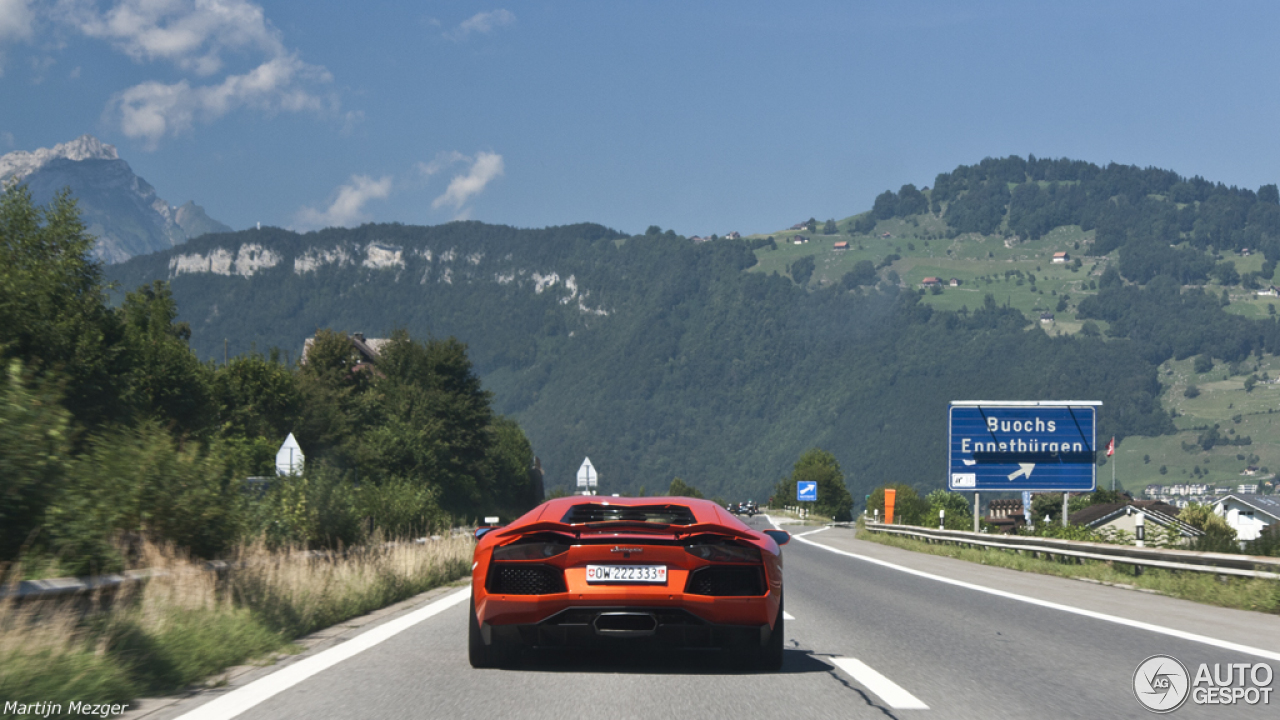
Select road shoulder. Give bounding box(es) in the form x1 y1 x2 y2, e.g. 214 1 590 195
120 581 469 720
803 525 1280 655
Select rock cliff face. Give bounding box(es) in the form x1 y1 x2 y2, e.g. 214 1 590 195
0 135 231 263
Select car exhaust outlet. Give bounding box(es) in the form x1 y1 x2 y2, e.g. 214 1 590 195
593 612 658 637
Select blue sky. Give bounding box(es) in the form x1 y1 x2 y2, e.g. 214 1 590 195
2 1 1278 237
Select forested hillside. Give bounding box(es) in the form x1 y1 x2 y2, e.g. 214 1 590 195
107 199 1185 502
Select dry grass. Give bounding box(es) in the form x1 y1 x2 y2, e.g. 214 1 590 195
0 534 473 716
858 526 1280 615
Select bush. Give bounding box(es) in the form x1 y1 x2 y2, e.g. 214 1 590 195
1245 524 1280 557
250 465 364 550
44 423 239 575
867 483 927 525
0 362 71 564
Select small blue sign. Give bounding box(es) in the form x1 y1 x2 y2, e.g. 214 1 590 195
797 481 817 502
948 402 1099 492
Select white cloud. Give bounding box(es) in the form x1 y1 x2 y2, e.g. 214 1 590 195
432 151 503 212
58 0 284 76
449 9 514 40
295 174 392 230
0 0 35 42
108 53 332 147
43 0 340 146
416 150 466 177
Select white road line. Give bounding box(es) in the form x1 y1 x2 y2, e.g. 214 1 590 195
783 610 796 620
796 535 1280 662
175 587 472 720
794 526 830 538
832 657 929 710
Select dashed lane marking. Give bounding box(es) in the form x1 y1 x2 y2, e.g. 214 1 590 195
831 656 930 710
783 611 796 620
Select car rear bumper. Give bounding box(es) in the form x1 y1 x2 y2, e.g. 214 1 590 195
486 605 772 650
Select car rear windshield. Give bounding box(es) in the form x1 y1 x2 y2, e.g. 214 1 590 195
561 504 698 526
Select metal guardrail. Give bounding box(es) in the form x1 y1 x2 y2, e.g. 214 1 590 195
861 522 1280 580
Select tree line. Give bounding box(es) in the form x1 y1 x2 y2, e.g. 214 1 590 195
1 184 538 576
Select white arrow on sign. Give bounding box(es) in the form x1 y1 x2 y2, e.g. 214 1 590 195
1007 463 1035 481
577 457 598 488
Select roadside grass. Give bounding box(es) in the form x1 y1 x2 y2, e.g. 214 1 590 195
0 534 472 715
856 526 1280 615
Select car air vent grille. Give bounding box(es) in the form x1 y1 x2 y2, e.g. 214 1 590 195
561 504 697 526
488 564 567 595
684 566 765 596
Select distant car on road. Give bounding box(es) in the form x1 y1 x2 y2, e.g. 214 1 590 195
469 495 789 669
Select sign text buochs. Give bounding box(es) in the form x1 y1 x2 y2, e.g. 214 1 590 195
959 416 1086 455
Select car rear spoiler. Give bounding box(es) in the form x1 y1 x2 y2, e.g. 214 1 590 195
485 520 766 543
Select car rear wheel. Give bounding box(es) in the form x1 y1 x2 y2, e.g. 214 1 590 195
756 594 784 671
469 595 516 668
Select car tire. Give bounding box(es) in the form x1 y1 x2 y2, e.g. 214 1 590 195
469 595 517 668
468 595 493 668
757 594 784 671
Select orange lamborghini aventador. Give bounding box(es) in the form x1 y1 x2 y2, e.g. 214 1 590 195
468 496 789 669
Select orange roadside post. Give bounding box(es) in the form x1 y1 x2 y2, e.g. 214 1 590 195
884 488 896 524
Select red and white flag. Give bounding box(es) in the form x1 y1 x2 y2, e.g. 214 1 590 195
1106 437 1115 457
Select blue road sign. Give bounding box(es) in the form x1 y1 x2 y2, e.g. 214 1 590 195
797 481 817 502
948 402 1100 492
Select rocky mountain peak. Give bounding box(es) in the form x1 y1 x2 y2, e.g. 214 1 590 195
1 134 230 263
0 135 120 182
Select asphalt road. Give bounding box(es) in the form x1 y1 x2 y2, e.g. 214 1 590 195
148 517 1280 720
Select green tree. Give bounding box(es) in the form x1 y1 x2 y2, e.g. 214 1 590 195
822 219 838 235
668 477 704 498
0 182 129 430
780 449 853 520
925 489 971 529
841 260 878 288
866 483 925 525
788 256 816 286
1194 354 1213 373
119 281 215 437
1179 502 1239 553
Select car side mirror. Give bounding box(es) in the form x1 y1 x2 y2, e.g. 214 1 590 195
763 529 790 546
475 527 498 540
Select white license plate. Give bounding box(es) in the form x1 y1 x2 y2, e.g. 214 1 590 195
585 565 668 584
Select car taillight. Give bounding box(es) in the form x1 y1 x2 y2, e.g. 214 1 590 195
685 542 761 563
492 541 570 561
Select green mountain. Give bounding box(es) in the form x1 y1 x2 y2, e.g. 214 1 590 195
101 154 1280 502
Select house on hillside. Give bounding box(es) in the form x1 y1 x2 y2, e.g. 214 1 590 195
1052 252 1070 263
1212 494 1280 542
921 277 942 288
789 223 806 230
984 498 1025 533
949 278 962 287
725 231 741 240
833 241 849 250
1040 312 1055 324
1069 500 1202 546
302 332 388 369
792 235 808 244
